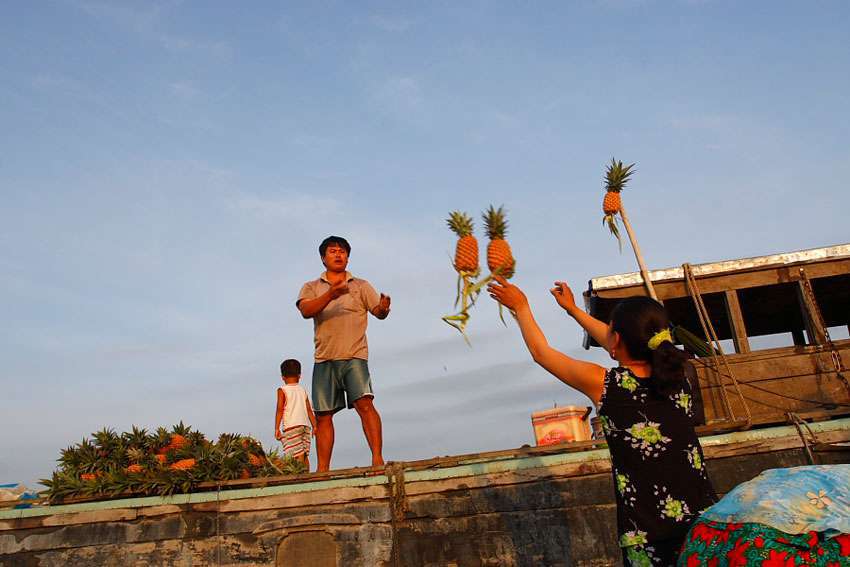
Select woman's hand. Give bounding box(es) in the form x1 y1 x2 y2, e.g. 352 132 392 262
550 281 578 313
488 276 529 311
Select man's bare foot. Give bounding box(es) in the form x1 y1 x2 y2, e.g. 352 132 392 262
371 457 385 468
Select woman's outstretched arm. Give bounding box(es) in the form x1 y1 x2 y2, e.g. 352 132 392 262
550 281 611 352
489 277 605 405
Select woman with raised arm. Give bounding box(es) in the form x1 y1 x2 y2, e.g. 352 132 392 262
488 276 716 566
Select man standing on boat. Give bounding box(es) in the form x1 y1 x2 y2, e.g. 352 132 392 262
296 236 391 472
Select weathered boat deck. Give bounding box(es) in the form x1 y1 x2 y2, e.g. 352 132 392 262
3 418 850 566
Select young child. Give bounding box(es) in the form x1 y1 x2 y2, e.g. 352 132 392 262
274 359 317 470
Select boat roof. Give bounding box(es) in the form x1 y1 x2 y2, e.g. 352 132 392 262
588 243 850 292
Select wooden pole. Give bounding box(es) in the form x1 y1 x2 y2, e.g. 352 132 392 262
618 205 658 300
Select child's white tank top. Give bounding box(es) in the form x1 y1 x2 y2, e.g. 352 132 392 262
280 384 311 430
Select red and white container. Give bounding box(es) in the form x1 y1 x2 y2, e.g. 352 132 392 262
531 405 593 446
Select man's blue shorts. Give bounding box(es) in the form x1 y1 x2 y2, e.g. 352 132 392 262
312 359 373 413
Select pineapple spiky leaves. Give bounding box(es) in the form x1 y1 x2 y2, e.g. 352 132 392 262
601 158 636 252
483 205 515 279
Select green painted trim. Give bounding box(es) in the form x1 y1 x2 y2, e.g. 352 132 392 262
698 417 850 447
0 475 390 520
3 417 848 522
403 449 611 484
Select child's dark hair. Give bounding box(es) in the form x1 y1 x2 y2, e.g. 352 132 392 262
319 236 351 257
281 359 301 377
610 296 688 395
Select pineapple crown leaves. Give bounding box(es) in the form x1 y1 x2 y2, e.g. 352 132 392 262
121 426 150 448
43 425 310 503
59 445 83 469
482 205 509 240
604 158 636 193
171 421 192 436
446 211 475 238
92 427 121 449
186 430 208 447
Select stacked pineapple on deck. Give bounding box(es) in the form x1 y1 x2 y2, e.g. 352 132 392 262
41 423 306 504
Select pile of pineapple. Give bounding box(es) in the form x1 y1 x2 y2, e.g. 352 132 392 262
41 423 305 503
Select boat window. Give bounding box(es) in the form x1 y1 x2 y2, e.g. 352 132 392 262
827 326 849 341
664 292 732 341
811 274 850 339
736 282 805 350
747 333 797 350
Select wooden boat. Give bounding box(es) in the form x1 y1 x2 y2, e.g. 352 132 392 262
2 244 848 566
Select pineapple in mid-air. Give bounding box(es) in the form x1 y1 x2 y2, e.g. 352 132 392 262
483 205 515 279
602 158 635 250
446 211 479 274
443 210 482 342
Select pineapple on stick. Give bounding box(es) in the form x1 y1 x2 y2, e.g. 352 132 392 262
601 158 635 251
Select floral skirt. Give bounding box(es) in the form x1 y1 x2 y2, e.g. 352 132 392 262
677 518 850 566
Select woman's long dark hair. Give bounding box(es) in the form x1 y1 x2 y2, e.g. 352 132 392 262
610 296 688 395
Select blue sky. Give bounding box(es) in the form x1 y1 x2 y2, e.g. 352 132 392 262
2 1 849 487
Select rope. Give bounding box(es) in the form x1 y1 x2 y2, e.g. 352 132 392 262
786 412 818 465
386 462 407 567
682 263 752 428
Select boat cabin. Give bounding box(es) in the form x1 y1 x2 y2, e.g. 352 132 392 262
583 244 850 430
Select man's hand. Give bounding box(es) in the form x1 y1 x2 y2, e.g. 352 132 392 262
550 281 578 313
329 280 349 299
275 430 283 441
373 293 391 319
